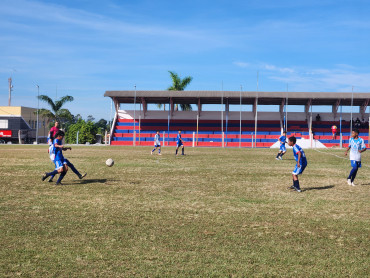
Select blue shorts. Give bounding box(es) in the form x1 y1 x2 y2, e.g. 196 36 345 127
292 162 307 175
54 157 67 170
177 141 183 147
154 144 161 148
280 144 286 152
351 160 361 168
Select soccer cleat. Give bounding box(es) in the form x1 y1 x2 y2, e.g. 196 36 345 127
288 185 295 190
158 153 162 156
279 157 283 160
79 173 87 179
42 173 48 181
293 185 301 192
48 178 54 182
276 158 280 160
151 151 153 155
351 182 356 186
347 179 352 185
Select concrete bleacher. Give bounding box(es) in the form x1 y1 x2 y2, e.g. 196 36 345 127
111 118 311 147
110 110 369 148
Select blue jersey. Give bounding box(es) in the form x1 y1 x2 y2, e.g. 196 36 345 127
293 144 307 165
176 134 182 143
53 138 64 161
279 136 286 146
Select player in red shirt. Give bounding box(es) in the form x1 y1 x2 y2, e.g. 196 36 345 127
49 121 60 141
331 124 337 140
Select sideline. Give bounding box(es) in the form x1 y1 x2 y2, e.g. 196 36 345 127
313 148 370 168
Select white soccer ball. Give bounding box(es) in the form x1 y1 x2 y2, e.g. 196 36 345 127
106 158 114 167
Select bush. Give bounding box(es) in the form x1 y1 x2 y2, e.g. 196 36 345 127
66 119 98 144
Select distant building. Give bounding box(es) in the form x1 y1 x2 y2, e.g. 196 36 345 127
0 106 50 143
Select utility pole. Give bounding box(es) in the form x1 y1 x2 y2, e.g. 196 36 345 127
8 78 13 106
36 85 40 144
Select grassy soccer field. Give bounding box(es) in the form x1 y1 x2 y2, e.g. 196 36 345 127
0 145 369 277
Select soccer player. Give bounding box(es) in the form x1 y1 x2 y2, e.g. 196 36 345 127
175 130 185 156
331 124 338 140
151 131 162 155
42 131 86 185
287 136 307 192
344 128 367 186
46 134 56 182
49 121 60 141
276 131 287 160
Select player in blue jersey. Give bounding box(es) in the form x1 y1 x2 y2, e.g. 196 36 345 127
344 128 367 186
151 131 162 155
42 131 86 185
276 131 287 160
287 136 307 192
175 130 185 156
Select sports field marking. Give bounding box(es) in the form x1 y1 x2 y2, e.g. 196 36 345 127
313 148 370 168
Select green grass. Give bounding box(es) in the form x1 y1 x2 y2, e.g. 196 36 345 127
0 145 369 277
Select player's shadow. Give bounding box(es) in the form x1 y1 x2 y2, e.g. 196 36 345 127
77 179 108 184
303 185 335 191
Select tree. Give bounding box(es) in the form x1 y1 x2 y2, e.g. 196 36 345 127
65 119 98 144
166 71 193 111
95 118 110 133
36 95 74 128
87 115 95 122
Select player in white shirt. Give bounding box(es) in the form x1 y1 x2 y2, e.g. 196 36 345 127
151 131 162 155
46 135 56 182
344 129 367 186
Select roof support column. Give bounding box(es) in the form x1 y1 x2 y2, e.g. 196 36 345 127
332 99 341 120
170 97 174 118
304 98 312 122
360 99 369 120
197 98 202 117
279 99 285 133
253 97 258 120
141 97 147 118
113 97 119 113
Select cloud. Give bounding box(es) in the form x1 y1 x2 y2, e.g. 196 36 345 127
233 61 250 68
263 64 295 74
268 66 370 92
233 61 370 92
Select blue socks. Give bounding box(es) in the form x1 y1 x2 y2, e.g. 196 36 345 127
56 171 66 184
46 170 58 177
65 160 81 177
293 180 300 190
348 167 358 183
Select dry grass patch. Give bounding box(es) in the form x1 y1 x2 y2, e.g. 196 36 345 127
0 145 369 277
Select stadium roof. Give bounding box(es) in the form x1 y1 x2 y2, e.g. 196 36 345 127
104 90 370 106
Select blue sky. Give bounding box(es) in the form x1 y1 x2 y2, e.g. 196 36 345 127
0 0 369 119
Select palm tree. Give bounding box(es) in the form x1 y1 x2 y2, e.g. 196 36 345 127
166 71 193 111
36 95 74 128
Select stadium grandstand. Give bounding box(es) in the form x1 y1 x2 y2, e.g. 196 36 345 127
104 91 369 148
